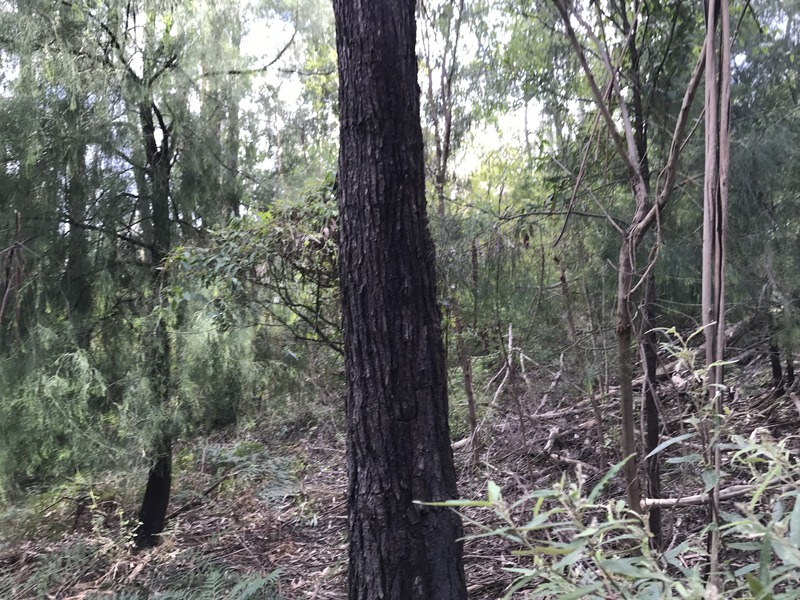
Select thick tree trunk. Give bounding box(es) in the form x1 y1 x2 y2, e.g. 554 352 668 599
333 1 468 598
135 435 172 547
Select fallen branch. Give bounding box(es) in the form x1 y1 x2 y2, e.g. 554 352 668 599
641 484 753 509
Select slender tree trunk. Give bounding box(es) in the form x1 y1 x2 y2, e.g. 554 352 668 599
135 101 174 548
553 0 706 519
642 273 661 547
556 257 578 343
224 15 242 219
703 0 731 585
766 284 785 395
453 305 478 439
64 114 92 350
333 1 467 597
617 241 641 513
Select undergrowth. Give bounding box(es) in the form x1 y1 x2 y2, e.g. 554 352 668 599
0 540 282 599
435 430 800 599
0 435 300 599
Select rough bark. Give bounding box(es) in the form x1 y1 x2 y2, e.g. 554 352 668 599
333 1 467 598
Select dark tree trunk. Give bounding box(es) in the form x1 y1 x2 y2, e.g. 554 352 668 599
333 1 468 598
135 101 174 549
64 130 92 351
766 285 785 397
770 339 784 397
135 435 172 547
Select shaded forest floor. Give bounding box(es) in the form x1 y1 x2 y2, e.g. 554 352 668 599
1 347 798 599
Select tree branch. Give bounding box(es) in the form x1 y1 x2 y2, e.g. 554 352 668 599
202 29 296 77
642 484 753 509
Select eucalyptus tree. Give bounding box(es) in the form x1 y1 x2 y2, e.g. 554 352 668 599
333 0 468 596
502 0 707 524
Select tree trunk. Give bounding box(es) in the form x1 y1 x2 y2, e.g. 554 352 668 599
770 339 784 396
224 14 242 219
767 287 785 395
333 1 468 598
453 305 478 439
135 100 174 549
617 240 641 513
64 117 92 350
642 272 661 548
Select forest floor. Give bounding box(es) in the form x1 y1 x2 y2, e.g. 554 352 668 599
1 347 798 599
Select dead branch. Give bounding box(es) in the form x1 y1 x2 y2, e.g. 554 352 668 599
641 484 753 509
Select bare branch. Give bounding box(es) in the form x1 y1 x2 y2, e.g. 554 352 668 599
642 485 754 509
202 29 297 78
552 0 639 183
636 41 707 241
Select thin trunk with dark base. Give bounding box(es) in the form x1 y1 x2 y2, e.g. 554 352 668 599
333 1 467 598
135 100 174 549
135 434 172 547
770 339 784 397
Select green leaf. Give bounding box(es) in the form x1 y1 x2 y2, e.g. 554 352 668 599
759 532 773 588
558 583 604 599
662 540 688 566
588 456 632 503
771 539 800 567
599 558 670 581
417 499 493 507
644 433 694 459
488 480 502 504
665 453 703 464
789 497 800 547
745 574 768 598
702 469 719 493
553 545 585 570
